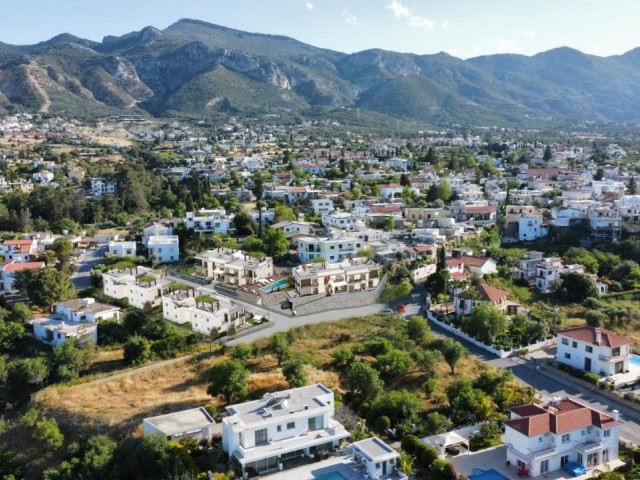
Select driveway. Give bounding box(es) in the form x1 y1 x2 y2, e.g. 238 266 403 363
71 245 107 290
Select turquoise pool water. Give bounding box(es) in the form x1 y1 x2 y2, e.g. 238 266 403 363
469 469 509 480
261 278 288 293
314 473 346 480
631 354 640 367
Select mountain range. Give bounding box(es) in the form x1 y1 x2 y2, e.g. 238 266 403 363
2 19 640 126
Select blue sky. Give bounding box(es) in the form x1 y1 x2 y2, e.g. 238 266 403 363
3 0 640 58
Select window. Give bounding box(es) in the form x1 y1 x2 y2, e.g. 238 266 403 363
277 425 282 432
562 434 570 443
561 456 569 467
538 436 543 443
565 353 571 359
572 341 578 348
586 346 593 353
603 430 611 438
581 430 585 436
255 428 268 446
287 422 295 430
562 338 569 345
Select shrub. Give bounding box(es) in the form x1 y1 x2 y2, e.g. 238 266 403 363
418 444 439 469
583 373 600 385
401 435 422 454
375 415 391 433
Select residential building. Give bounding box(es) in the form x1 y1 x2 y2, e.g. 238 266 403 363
142 222 173 246
249 208 275 226
55 297 121 324
90 177 117 197
453 283 516 319
222 384 350 474
504 397 621 477
587 207 621 241
108 241 136 258
195 248 273 286
615 195 640 221
102 266 171 309
322 212 360 230
271 220 315 238
518 251 545 283
311 198 334 215
186 209 234 234
446 255 497 277
0 239 38 262
292 259 382 296
352 437 402 480
518 216 549 241
30 317 97 347
0 260 45 292
143 407 216 442
379 183 404 199
294 234 363 264
147 235 180 263
534 258 585 293
556 326 631 376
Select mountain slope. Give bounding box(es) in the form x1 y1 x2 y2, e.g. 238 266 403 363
1 20 640 124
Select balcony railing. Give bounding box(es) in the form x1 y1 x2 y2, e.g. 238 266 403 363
575 441 603 453
527 446 557 459
598 353 627 361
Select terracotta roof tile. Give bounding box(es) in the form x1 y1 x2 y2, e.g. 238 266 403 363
559 326 630 348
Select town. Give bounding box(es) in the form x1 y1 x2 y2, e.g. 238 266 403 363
0 111 639 480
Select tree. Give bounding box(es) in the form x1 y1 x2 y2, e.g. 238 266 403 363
406 316 430 343
50 338 95 382
461 303 510 345
413 349 442 378
385 216 395 231
123 335 151 366
251 174 266 238
441 338 466 375
282 356 308 388
399 173 411 187
52 237 73 271
232 210 254 236
376 349 413 377
424 411 453 435
593 168 605 181
368 390 422 425
19 268 76 311
542 145 553 161
229 344 253 363
77 435 117 479
347 362 384 402
274 204 297 223
556 272 598 302
10 302 33 323
0 320 25 352
262 227 289 257
269 333 291 366
34 418 64 451
628 176 637 195
8 357 49 385
207 360 248 403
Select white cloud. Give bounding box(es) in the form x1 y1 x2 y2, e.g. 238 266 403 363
305 1 314 11
441 21 451 32
523 29 537 38
386 0 412 19
408 16 434 30
342 10 358 25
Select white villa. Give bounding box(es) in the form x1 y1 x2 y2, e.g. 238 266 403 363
147 235 180 263
556 326 631 376
186 209 234 234
102 266 171 309
294 234 364 264
504 397 621 477
222 384 349 475
292 259 383 297
108 241 136 258
195 248 273 286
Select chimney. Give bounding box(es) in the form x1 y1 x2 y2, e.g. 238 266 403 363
612 410 619 421
595 330 602 345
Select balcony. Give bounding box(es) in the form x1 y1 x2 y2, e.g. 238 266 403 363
598 353 628 361
527 446 557 459
575 440 603 454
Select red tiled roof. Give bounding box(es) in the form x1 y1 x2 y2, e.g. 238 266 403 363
465 284 508 303
0 261 45 272
370 206 402 214
288 187 307 193
465 206 497 215
3 239 33 245
505 398 621 437
458 255 494 268
558 326 630 348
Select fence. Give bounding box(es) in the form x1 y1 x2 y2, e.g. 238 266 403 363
426 311 555 359
168 268 209 286
214 320 274 344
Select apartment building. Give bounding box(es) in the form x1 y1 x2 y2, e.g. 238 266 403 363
222 384 349 474
195 248 273 286
186 209 234 234
90 177 117 197
556 326 631 376
534 258 584 293
518 251 545 283
102 266 171 309
292 259 382 297
294 234 363 264
147 235 180 263
310 198 334 215
142 222 174 246
505 398 621 477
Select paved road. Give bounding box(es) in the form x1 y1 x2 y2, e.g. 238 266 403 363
71 245 107 290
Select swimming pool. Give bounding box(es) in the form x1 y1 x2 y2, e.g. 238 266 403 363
469 468 509 480
631 354 640 367
314 472 346 480
261 278 288 293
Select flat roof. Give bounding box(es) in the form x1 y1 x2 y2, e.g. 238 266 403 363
144 407 215 435
353 437 398 460
226 383 332 426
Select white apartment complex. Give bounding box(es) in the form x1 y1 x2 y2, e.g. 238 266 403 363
556 326 631 376
505 398 621 477
294 234 364 264
222 384 349 474
186 209 234 234
195 248 273 286
292 259 383 297
102 266 171 309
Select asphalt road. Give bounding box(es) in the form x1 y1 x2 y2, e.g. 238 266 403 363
71 245 107 290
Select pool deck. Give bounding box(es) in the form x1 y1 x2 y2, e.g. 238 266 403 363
264 457 366 480
450 445 625 480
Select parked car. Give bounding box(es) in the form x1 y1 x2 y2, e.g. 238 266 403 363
395 304 407 313
380 308 394 315
280 301 292 310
